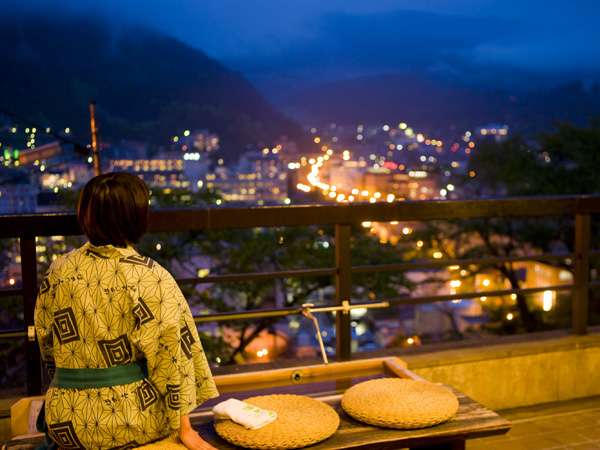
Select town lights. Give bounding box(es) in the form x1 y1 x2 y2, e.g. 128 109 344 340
296 183 311 193
542 290 554 311
256 348 269 358
293 122 446 205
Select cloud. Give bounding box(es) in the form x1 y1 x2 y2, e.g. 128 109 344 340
233 5 600 91
5 0 600 87
232 9 519 79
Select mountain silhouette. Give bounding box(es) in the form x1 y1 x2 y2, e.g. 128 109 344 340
281 72 600 135
0 12 305 161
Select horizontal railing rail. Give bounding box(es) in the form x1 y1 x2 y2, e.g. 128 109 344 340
177 268 336 284
2 195 600 238
0 287 23 297
351 253 574 274
0 194 598 394
383 284 576 306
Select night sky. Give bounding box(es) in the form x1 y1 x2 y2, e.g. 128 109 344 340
11 0 600 92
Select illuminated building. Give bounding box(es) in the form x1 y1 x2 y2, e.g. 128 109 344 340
207 150 288 204
39 163 92 192
328 160 364 191
477 124 509 141
18 141 62 165
108 154 190 189
174 130 220 154
474 261 572 311
363 168 439 201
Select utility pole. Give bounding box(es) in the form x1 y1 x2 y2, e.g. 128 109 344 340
89 100 101 176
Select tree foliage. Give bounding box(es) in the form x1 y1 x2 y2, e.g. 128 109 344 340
416 122 600 335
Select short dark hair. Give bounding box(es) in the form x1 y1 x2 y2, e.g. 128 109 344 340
77 172 149 247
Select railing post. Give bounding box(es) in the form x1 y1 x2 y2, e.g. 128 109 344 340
335 224 352 360
20 236 41 395
573 213 591 335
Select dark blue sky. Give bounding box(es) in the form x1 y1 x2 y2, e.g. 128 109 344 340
15 0 600 92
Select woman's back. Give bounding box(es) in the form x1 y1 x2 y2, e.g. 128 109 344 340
36 242 219 449
40 243 143 370
34 172 218 450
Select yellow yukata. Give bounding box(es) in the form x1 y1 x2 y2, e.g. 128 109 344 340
34 242 219 449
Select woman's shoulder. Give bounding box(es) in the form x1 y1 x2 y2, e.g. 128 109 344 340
45 246 83 276
119 250 176 282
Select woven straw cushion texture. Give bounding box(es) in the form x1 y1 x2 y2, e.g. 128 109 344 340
215 394 340 449
341 378 459 429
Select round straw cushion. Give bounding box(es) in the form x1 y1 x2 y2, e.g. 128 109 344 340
215 394 339 449
341 378 459 429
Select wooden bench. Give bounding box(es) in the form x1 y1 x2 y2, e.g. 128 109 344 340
2 358 510 449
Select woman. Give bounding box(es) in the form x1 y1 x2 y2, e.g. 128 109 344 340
34 172 219 449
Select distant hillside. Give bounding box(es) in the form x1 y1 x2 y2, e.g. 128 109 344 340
0 12 305 160
281 72 600 134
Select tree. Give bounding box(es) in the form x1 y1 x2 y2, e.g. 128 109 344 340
416 122 600 335
139 188 413 364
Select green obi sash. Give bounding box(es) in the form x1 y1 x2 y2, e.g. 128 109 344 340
52 361 148 389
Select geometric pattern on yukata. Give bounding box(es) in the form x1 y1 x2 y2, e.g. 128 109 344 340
48 421 85 449
136 379 159 411
132 298 154 328
53 308 80 344
98 335 133 366
120 254 154 269
166 384 181 410
34 242 219 448
180 323 196 360
39 276 51 294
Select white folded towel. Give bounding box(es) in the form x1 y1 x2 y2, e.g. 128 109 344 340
212 398 277 430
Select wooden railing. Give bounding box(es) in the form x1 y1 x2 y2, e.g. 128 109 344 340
1 195 598 394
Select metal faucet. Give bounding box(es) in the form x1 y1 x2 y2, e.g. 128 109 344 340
301 300 389 365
